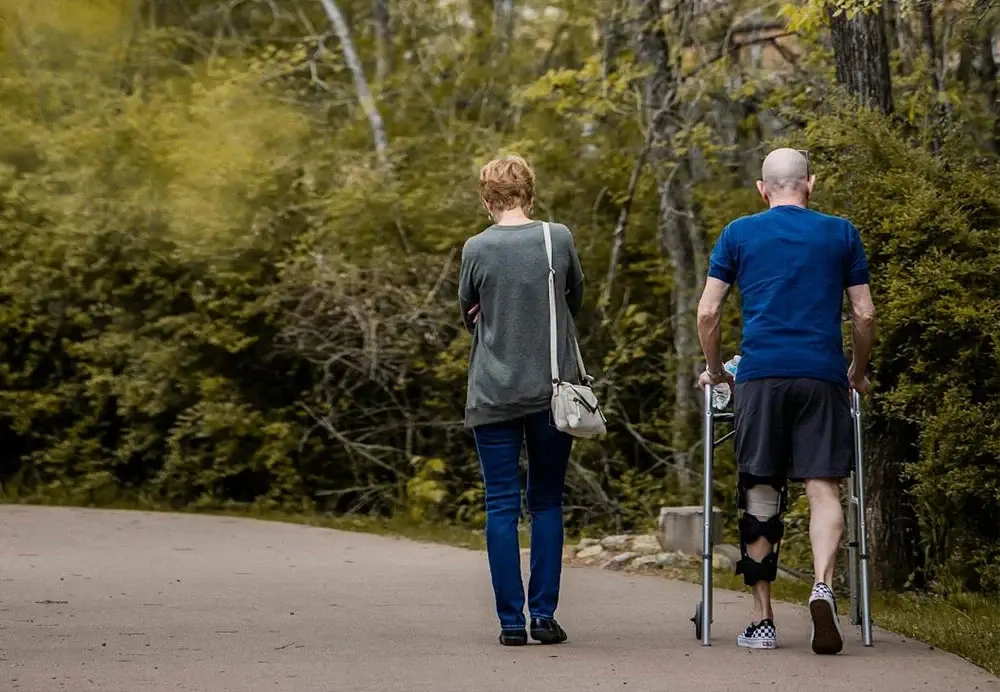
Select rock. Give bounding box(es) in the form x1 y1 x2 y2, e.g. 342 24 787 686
713 552 734 571
657 506 723 555
629 534 661 555
631 554 660 568
603 552 636 570
600 535 631 551
576 544 605 560
655 552 683 568
576 538 600 551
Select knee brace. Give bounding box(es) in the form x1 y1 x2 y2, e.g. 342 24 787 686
735 477 787 586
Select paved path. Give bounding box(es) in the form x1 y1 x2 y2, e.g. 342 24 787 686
1 506 997 692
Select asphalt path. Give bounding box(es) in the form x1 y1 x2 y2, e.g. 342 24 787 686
2 506 997 692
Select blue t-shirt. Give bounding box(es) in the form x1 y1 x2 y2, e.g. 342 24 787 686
708 205 870 388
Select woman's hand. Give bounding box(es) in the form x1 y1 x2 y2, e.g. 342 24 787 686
467 304 480 324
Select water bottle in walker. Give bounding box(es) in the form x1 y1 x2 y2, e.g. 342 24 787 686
711 355 741 410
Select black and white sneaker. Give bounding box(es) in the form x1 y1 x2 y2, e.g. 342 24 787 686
808 582 843 655
737 619 777 649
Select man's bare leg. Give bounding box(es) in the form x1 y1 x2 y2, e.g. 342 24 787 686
805 477 845 654
805 478 844 585
748 536 773 622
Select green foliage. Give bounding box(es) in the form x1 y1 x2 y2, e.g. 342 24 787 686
795 108 1000 590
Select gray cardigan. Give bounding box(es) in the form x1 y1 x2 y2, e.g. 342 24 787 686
458 220 585 428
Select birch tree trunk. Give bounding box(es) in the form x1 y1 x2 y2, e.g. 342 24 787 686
318 0 390 169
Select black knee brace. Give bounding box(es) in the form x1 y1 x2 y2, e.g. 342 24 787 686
735 476 787 586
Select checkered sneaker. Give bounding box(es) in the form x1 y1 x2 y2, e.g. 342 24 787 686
811 582 835 601
737 618 777 649
808 582 844 655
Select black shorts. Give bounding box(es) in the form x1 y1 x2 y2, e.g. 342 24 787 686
733 377 853 482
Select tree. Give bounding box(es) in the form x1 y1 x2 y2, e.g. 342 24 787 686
318 0 390 168
627 0 702 484
372 0 392 84
827 1 894 114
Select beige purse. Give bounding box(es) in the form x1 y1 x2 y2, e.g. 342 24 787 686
542 222 606 439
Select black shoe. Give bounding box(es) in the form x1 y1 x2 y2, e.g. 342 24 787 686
499 629 527 646
530 617 568 644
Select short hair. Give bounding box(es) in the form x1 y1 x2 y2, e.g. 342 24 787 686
479 154 535 213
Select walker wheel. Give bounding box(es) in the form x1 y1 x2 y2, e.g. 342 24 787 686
692 601 704 641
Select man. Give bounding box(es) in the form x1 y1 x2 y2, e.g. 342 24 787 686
695 148 876 655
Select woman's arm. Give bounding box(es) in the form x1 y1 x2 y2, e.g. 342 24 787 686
458 242 480 333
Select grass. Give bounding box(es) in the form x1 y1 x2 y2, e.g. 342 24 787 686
874 590 1000 675
641 558 1000 677
4 494 998 677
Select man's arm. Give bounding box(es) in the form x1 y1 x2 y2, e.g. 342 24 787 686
699 225 736 376
847 283 875 374
844 222 875 380
697 277 731 374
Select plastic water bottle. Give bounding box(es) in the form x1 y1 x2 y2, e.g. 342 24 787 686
711 355 742 410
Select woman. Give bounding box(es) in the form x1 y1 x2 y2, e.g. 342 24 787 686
458 154 586 646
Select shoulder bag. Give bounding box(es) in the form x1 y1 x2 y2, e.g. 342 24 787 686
543 222 607 439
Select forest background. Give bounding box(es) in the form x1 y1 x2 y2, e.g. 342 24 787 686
1 0 999 617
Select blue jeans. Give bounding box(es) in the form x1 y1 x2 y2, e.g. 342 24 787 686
473 409 573 631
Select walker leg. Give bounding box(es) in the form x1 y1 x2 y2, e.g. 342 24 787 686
852 390 874 647
847 468 860 626
701 384 714 646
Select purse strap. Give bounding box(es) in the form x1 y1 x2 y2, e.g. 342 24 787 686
543 222 590 385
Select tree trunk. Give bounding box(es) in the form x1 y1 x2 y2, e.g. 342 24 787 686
372 0 391 84
828 3 894 115
602 10 624 84
919 1 940 91
919 0 948 154
865 420 925 590
885 0 900 57
630 0 699 484
827 1 916 587
494 0 514 52
980 30 1000 152
602 123 655 318
318 0 390 170
890 0 916 74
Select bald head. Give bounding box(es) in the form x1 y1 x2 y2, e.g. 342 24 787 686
757 148 813 206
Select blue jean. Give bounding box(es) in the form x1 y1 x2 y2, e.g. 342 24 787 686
473 409 573 631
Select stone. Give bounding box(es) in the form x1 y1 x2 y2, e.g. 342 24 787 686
577 544 605 560
657 506 723 556
600 535 631 551
629 534 661 555
603 552 636 570
576 538 600 550
631 554 659 568
655 552 682 568
713 552 734 571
